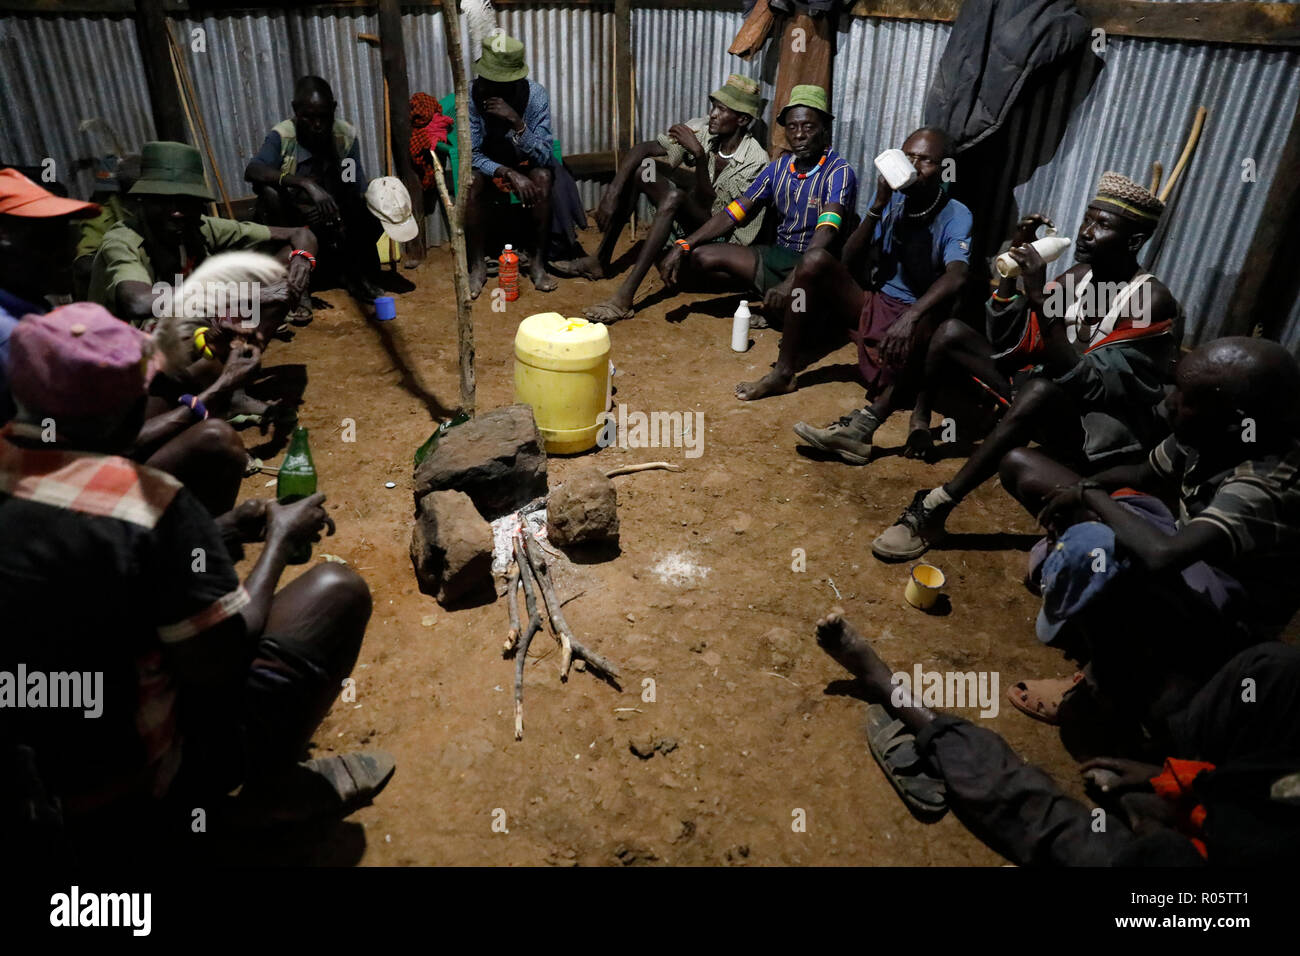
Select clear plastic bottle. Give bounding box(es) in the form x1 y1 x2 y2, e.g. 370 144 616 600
995 236 1073 278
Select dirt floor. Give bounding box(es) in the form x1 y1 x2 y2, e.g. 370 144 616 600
233 230 1087 866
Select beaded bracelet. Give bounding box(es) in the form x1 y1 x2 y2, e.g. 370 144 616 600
178 393 209 422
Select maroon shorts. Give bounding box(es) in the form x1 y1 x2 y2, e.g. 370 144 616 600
848 290 911 395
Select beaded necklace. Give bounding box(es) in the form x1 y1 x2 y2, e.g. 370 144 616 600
788 151 827 181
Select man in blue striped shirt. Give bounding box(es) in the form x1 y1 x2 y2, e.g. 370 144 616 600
661 85 857 321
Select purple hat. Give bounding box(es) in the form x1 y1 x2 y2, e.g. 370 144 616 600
8 303 150 418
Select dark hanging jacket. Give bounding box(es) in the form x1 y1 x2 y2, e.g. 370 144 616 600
923 0 1089 153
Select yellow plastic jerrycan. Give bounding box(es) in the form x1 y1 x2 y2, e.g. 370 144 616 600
514 312 611 454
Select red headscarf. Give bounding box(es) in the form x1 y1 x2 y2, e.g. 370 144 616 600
409 93 455 190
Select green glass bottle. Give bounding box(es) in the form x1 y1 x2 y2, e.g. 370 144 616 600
276 426 317 564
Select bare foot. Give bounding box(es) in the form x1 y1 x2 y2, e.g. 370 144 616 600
585 298 634 324
228 389 270 419
550 255 605 281
734 370 796 401
530 268 558 293
468 265 487 301
815 610 893 694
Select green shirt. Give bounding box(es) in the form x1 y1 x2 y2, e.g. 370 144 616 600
88 215 273 319
74 195 128 261
655 116 767 246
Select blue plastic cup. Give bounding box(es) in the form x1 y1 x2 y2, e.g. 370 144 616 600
374 296 397 321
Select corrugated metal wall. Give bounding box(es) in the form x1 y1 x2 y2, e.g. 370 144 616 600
2 4 1297 346
0 15 156 198
632 6 771 143
172 8 387 210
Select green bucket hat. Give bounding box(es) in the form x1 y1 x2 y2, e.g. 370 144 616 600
474 34 529 83
709 73 764 120
777 84 833 126
129 141 214 201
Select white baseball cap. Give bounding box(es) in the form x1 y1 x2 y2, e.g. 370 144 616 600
365 176 419 242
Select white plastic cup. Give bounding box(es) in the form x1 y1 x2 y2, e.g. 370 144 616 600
731 300 751 352
995 236 1072 278
874 148 918 191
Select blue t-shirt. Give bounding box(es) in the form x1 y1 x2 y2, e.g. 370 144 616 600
0 289 47 425
743 148 857 254
874 191 972 304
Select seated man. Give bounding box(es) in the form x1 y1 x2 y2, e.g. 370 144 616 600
72 154 139 301
2 169 248 515
0 168 100 425
815 608 1300 866
0 305 394 854
872 171 1180 560
737 126 969 404
1004 337 1300 722
465 34 560 297
551 73 769 324
246 76 384 306
91 141 316 337
661 85 855 333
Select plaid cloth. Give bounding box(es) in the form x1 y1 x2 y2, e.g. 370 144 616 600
0 422 180 529
0 425 250 804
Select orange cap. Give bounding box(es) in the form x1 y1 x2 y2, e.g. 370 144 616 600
0 168 99 218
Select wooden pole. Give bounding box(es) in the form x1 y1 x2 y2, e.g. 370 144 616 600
377 0 426 264
1223 96 1300 339
133 0 187 143
442 0 477 416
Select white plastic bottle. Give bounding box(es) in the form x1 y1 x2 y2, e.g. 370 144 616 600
995 236 1073 278
731 300 751 352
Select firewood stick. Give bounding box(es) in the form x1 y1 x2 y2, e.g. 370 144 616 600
1150 161 1164 196
511 536 544 740
522 529 572 674
503 558 521 652
604 461 683 478
521 530 620 681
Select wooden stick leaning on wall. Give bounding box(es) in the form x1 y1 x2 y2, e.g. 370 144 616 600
442 0 477 416
166 36 217 218
166 23 233 219
1159 106 1208 203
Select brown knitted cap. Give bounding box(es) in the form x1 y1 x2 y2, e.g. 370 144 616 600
1093 171 1165 225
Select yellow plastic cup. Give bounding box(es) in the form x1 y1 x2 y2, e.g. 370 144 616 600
904 563 946 610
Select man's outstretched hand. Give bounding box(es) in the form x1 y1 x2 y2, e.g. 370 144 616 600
267 493 335 550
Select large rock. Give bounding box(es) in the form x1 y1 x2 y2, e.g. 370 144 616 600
413 404 548 520
547 465 619 547
410 489 495 606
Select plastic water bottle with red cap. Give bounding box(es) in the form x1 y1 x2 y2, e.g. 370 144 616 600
498 244 519 301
